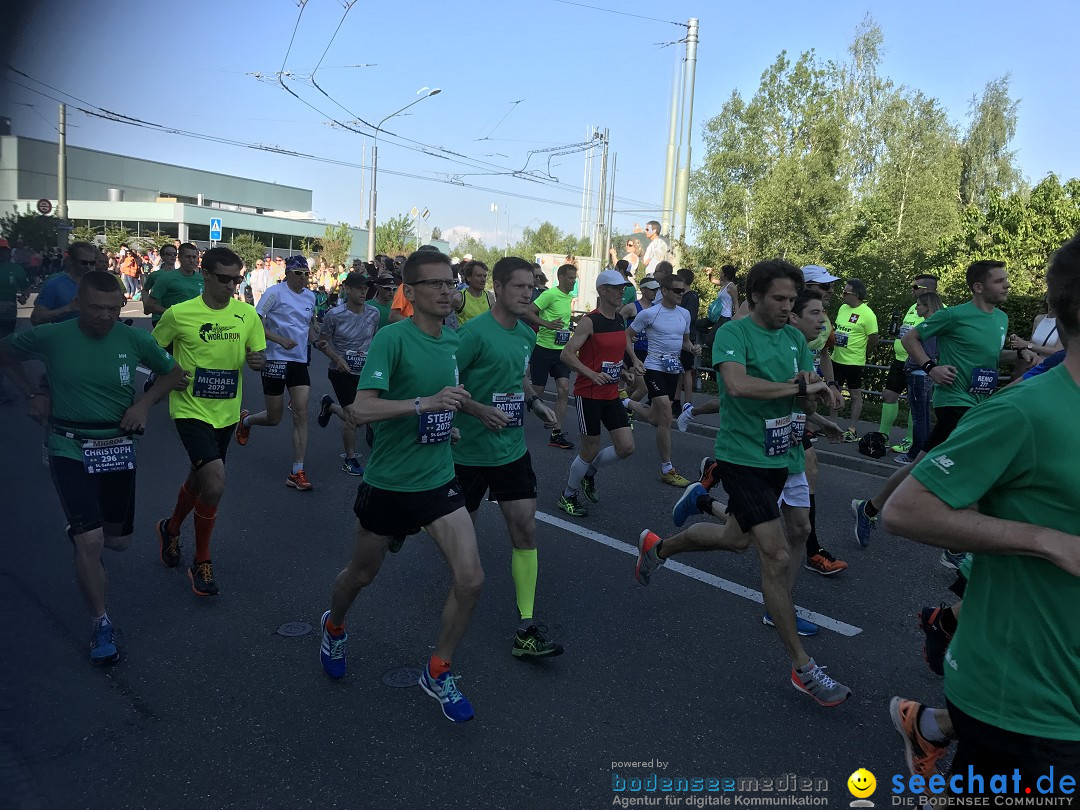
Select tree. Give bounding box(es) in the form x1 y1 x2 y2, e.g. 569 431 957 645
0 206 60 251
71 224 100 246
137 231 177 253
320 222 353 268
959 76 1022 210
103 223 136 253
430 226 443 241
375 213 415 256
228 233 268 271
449 234 500 267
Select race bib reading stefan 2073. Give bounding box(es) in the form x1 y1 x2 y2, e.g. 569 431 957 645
417 409 454 444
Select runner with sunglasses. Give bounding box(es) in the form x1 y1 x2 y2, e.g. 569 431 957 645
153 247 266 596
235 255 319 491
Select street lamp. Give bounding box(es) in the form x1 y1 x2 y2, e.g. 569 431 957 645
366 87 442 261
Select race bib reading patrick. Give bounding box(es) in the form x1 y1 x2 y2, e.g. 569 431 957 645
554 329 571 346
660 353 683 374
344 351 367 375
193 368 239 399
418 410 454 444
763 415 793 457
262 360 287 380
492 392 525 427
790 412 807 445
969 367 998 395
82 437 136 474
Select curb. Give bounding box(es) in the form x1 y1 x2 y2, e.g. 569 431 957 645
541 392 895 479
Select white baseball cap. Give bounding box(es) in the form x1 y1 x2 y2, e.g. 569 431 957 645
801 265 839 283
596 269 632 289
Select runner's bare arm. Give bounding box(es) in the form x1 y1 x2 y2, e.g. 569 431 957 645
884 476 1080 578
344 385 470 428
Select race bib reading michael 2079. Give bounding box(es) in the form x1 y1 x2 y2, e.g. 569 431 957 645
193 368 239 399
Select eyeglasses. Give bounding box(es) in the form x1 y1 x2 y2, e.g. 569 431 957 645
75 259 97 267
912 284 929 291
409 278 455 290
210 272 243 286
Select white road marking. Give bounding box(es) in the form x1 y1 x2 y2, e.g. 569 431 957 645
534 510 863 637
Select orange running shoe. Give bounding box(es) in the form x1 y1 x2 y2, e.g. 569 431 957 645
889 697 950 777
234 409 252 446
287 469 313 491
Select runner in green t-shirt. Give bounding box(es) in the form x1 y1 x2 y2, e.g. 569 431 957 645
370 275 396 327
853 260 1022 548
144 243 201 324
525 263 578 449
882 233 1080 780
453 256 563 659
151 247 266 597
318 249 482 724
636 259 852 708
879 274 939 452
829 278 879 441
0 270 183 665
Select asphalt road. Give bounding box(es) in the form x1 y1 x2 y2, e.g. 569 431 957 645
1 309 961 810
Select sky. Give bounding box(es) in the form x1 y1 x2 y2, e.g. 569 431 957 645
5 0 1079 251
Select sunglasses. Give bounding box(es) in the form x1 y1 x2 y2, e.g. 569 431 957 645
912 284 929 291
210 272 243 286
289 269 310 275
76 259 97 267
666 287 687 294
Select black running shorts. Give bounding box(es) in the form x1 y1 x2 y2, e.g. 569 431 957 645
644 369 680 400
49 456 136 536
575 396 630 437
455 451 538 513
923 406 969 453
262 361 310 396
328 368 360 408
946 699 1080 791
352 478 466 543
529 346 571 388
714 460 787 532
884 359 908 394
175 418 234 469
831 361 864 390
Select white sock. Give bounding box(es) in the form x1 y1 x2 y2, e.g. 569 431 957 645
242 415 252 427
590 445 620 472
92 612 109 628
918 708 948 744
565 455 591 496
292 462 304 474
661 461 673 474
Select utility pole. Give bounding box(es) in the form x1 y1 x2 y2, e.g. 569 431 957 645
580 125 594 239
672 17 699 263
359 143 365 223
593 129 609 259
607 152 617 265
661 48 681 238
56 103 71 249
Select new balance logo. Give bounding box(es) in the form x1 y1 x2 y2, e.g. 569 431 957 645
929 454 954 474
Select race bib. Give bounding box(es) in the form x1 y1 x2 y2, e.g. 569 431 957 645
554 329 571 346
418 409 454 444
969 367 998 395
834 331 849 348
344 351 366 375
601 360 623 383
262 360 287 380
492 392 525 428
790 412 807 445
763 415 792 457
897 325 913 340
660 353 683 374
193 368 239 399
82 437 136 474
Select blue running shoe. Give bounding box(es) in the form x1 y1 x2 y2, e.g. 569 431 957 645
672 482 707 527
419 665 474 723
762 612 819 637
90 617 119 664
341 457 365 476
319 610 347 679
851 499 876 548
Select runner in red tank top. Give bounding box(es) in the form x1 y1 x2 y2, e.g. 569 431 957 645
556 270 638 517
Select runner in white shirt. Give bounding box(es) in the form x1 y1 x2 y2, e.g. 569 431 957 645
625 274 699 487
235 255 320 490
314 272 380 476
642 220 669 276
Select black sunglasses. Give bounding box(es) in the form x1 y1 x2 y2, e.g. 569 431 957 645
76 259 97 267
210 272 243 286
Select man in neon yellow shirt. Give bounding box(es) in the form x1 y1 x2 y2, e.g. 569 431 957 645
525 263 578 449
456 260 495 325
829 278 879 441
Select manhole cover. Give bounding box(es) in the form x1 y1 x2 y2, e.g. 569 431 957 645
276 621 313 637
381 666 422 688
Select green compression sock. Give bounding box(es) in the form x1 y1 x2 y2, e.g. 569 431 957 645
878 401 899 435
511 548 538 623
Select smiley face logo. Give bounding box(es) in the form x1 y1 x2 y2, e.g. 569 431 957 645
847 768 876 799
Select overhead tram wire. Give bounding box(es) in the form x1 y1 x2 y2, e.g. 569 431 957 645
548 0 688 27
278 0 309 77
7 65 661 212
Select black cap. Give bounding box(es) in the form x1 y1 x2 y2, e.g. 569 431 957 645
342 272 369 288
375 275 396 287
